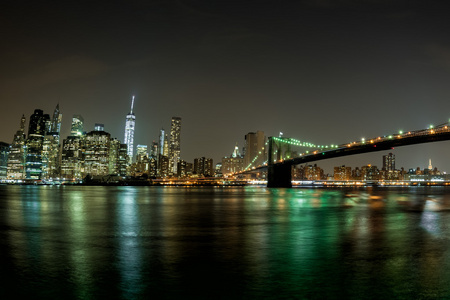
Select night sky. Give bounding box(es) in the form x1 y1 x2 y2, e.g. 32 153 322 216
1 1 450 173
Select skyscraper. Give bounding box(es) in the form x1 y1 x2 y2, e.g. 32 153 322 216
42 104 63 180
50 104 62 137
382 153 395 171
243 131 265 169
0 142 9 179
159 128 165 155
169 117 181 175
124 96 136 164
7 115 26 180
70 115 84 136
26 109 50 179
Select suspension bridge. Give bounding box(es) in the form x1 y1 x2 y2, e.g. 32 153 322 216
238 122 450 187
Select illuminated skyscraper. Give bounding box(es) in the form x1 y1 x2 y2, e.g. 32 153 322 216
124 96 136 164
70 115 84 136
26 109 50 179
159 129 165 155
42 104 63 180
243 131 265 169
382 153 395 171
7 115 26 180
83 130 111 176
0 142 9 179
169 117 181 175
50 104 62 138
194 157 214 177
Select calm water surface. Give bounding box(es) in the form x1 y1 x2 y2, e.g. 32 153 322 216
1 185 450 299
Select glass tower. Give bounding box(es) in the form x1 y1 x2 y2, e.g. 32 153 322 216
124 96 136 164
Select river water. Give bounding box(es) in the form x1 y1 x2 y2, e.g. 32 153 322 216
1 185 450 299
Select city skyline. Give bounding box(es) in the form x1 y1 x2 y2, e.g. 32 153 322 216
1 1 450 171
3 104 448 179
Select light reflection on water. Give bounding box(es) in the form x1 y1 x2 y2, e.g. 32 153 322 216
1 185 450 299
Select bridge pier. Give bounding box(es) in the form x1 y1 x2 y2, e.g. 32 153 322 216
267 163 292 188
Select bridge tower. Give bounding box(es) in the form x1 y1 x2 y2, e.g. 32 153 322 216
267 136 292 188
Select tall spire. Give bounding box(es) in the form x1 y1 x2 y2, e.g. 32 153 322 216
130 95 135 114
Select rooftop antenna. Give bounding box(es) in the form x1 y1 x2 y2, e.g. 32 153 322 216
130 95 135 114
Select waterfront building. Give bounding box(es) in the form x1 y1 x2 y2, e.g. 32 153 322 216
7 115 27 180
70 115 84 136
361 164 380 180
333 165 352 180
61 136 84 181
0 142 9 179
382 152 396 180
83 130 111 177
185 162 193 177
158 154 169 178
6 115 26 180
222 143 244 176
157 129 170 177
177 159 187 178
41 132 60 180
25 109 50 180
169 117 181 176
117 144 128 176
109 138 128 176
148 157 157 178
382 152 395 171
303 164 324 181
292 165 304 180
41 104 63 180
194 157 214 177
215 163 222 177
243 131 265 169
124 96 136 165
352 167 361 180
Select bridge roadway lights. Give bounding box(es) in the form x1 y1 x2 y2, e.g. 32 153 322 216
267 163 292 188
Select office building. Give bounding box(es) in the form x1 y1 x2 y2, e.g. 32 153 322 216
109 138 128 176
26 109 50 179
83 130 111 177
124 96 136 164
243 131 265 170
42 104 63 180
7 115 27 180
361 164 380 180
382 153 395 171
41 132 60 180
334 165 352 180
194 157 214 177
169 117 181 175
222 143 244 176
61 135 83 181
0 142 9 179
70 115 84 136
